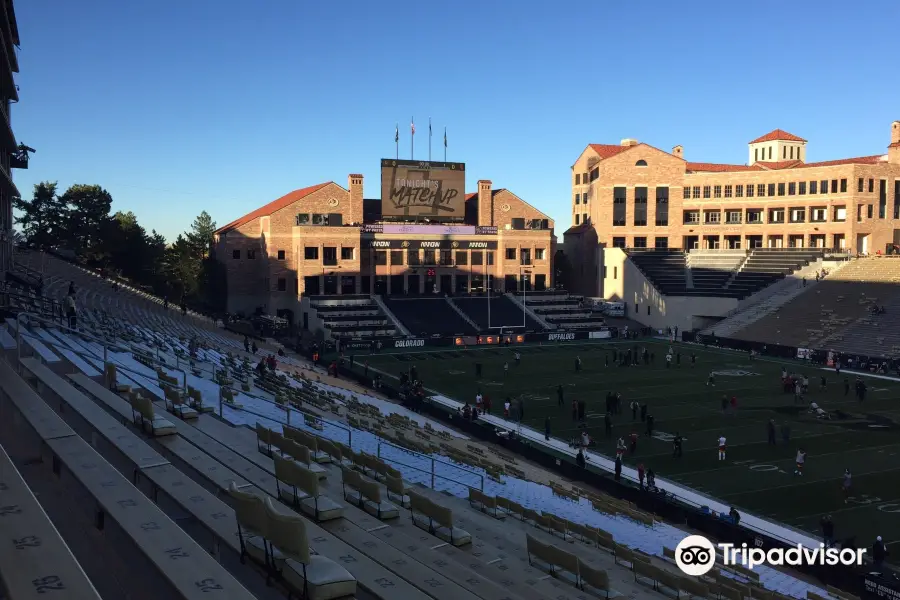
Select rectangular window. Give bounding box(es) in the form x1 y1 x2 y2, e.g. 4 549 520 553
633 237 647 248
486 252 494 266
840 178 847 193
857 205 863 222
714 185 722 198
789 208 805 223
612 238 626 249
575 173 581 185
879 179 887 218
655 187 669 226
735 184 743 198
683 186 691 199
778 183 786 196
456 251 468 266
276 250 285 260
834 206 846 222
341 247 354 260
390 250 403 266
768 146 772 159
633 187 648 226
407 249 420 265
575 213 581 225
724 185 732 198
788 182 796 196
754 148 759 162
746 209 763 224
304 247 318 260
311 213 326 225
768 183 776 197
799 181 806 195
726 210 742 224
783 146 787 159
535 248 545 260
692 186 701 199
575 194 580 205
858 178 864 192
704 210 721 224
769 209 785 223
277 278 286 292
232 249 240 259
471 251 483 265
247 250 256 259
323 246 338 266
703 185 711 199
810 181 817 194
506 248 516 260
582 194 588 205
374 250 387 265
746 184 754 198
295 213 310 225
868 204 874 219
654 237 668 249
869 178 875 193
589 167 599 182
757 184 765 197
810 208 827 222
820 180 828 194
895 181 900 219
683 210 700 224
831 180 838 194
612 187 626 226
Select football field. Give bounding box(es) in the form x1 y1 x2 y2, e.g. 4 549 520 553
360 339 900 549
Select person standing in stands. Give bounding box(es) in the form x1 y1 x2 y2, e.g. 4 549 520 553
68 280 75 295
576 448 586 468
64 290 77 330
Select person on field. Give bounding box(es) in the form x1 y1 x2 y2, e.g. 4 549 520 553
842 468 852 502
707 371 715 387
673 432 683 458
557 384 564 407
717 435 727 461
575 356 582 372
794 448 807 475
767 419 777 445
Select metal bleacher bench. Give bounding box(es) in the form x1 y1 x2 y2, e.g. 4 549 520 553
15 358 256 599
0 442 103 600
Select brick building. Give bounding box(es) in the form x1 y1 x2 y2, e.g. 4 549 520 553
213 169 555 321
565 122 900 296
0 1 21 274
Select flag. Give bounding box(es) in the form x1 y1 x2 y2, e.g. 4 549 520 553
444 127 447 147
429 118 432 136
395 124 399 143
411 118 415 135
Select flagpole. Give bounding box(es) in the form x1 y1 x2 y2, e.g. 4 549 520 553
428 117 432 162
444 127 447 161
411 117 414 160
395 123 399 160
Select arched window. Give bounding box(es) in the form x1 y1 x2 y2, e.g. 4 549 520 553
635 159 648 167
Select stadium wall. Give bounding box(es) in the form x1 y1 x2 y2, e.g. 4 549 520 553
601 248 738 331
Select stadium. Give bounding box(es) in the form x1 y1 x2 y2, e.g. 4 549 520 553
3 3 900 600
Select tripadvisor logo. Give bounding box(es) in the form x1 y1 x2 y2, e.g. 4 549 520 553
675 535 865 576
711 369 759 377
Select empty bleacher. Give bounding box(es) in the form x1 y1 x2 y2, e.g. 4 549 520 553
383 297 476 336
687 251 745 297
727 249 822 299
731 257 900 349
521 291 605 329
454 295 543 331
309 295 397 339
627 250 688 295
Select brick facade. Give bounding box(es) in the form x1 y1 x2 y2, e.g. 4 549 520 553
214 174 554 322
565 122 900 297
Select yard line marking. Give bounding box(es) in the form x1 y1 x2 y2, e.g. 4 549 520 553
487 558 502 564
367 524 390 532
430 542 448 550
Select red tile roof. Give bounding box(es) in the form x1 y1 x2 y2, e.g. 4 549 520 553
889 142 900 149
215 182 332 234
685 162 761 173
756 160 804 170
589 144 631 159
749 129 807 144
349 173 363 178
799 155 884 168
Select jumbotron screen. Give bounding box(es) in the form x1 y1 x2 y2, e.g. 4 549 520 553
380 159 466 220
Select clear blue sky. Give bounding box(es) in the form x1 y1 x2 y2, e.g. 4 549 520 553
12 0 900 242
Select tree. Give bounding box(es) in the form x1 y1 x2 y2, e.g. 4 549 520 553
14 182 67 249
162 234 201 298
186 211 216 259
58 184 113 252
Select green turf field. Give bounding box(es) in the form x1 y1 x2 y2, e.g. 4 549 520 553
361 339 900 548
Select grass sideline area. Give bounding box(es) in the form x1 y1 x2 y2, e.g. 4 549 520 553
358 339 900 550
